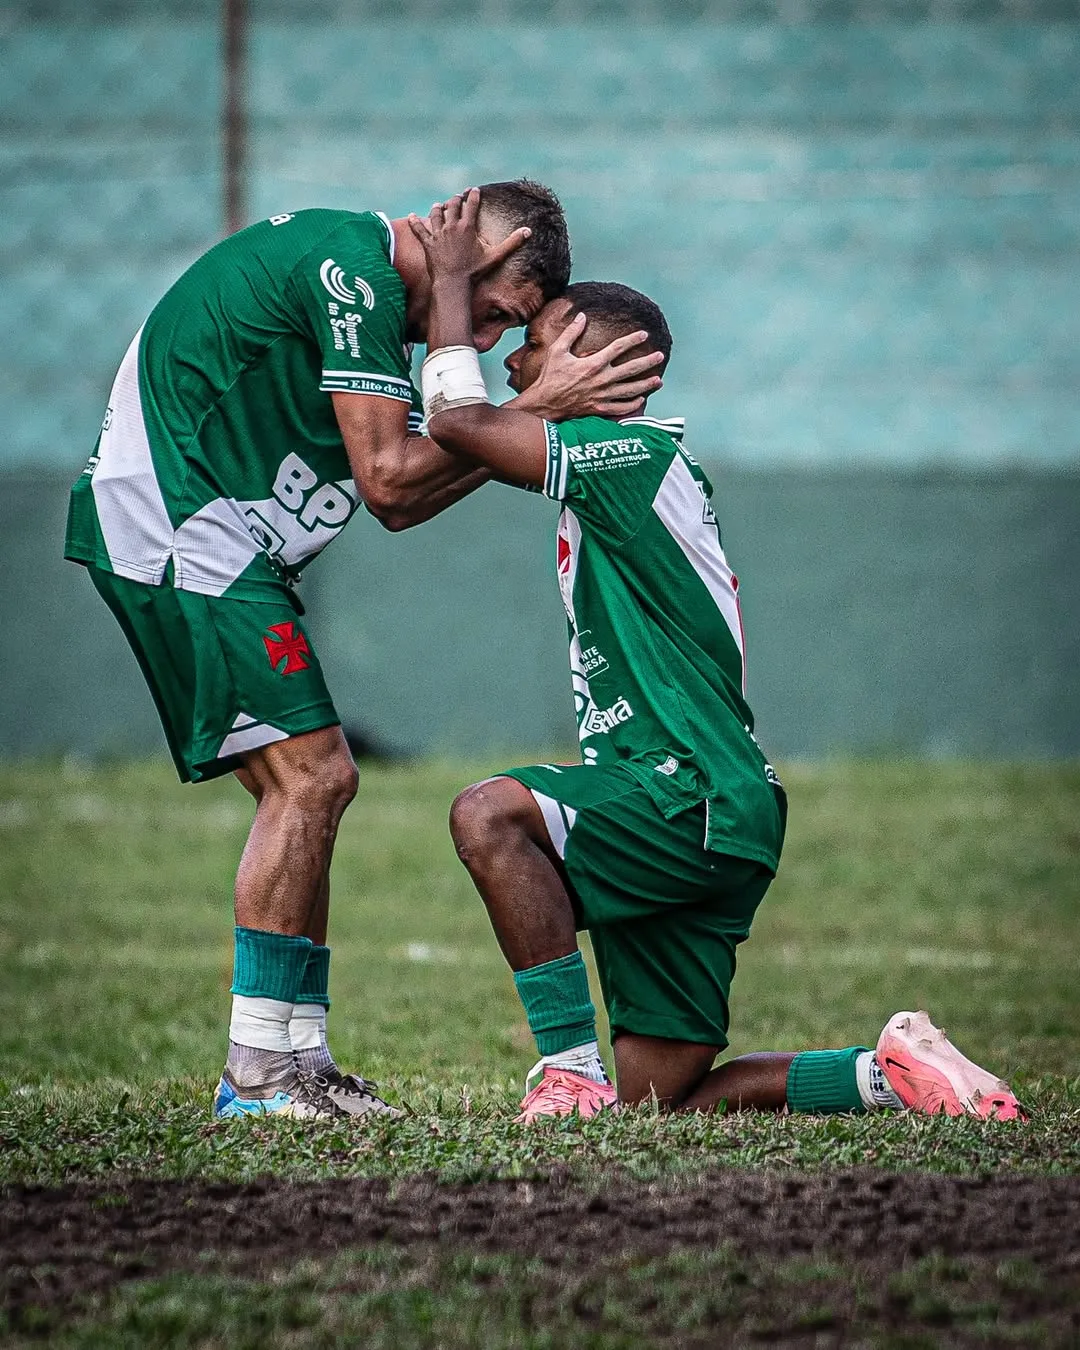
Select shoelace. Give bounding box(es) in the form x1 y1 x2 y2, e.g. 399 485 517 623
291 1071 348 1115
332 1072 382 1098
318 1070 402 1115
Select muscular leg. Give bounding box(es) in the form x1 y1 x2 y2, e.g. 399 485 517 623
235 761 333 946
449 777 577 970
234 725 357 937
450 777 610 1094
218 727 357 1107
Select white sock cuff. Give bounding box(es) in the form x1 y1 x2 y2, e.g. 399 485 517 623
857 1049 905 1110
855 1049 877 1110
229 994 294 1054
288 1002 327 1051
538 1040 609 1084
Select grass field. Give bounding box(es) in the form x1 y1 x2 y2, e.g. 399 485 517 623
2 756 1079 1345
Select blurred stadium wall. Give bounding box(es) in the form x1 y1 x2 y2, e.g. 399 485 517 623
3 0 1078 760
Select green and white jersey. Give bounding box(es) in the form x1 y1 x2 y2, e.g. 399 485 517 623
65 209 423 602
539 414 785 870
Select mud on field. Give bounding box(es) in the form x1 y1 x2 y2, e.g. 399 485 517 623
4 1170 1080 1344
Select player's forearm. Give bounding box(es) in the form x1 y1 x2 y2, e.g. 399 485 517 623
358 432 490 531
426 274 475 353
426 402 548 489
387 463 491 530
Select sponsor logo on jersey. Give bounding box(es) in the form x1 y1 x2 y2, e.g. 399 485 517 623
269 213 294 226
580 697 634 736
243 452 360 564
319 259 376 309
263 621 311 675
567 437 650 472
577 630 609 678
326 303 366 358
744 723 783 789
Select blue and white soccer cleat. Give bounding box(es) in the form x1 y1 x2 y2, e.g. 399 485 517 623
212 1065 342 1120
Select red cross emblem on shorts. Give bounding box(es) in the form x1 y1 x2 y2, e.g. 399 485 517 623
263 621 311 675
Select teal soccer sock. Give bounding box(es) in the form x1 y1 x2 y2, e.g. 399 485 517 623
295 943 331 1007
786 1047 871 1114
513 951 597 1057
231 926 312 1003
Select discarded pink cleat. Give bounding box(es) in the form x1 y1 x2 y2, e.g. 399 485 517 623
516 1064 617 1123
876 1011 1026 1121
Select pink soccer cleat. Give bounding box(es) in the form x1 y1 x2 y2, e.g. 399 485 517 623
876 1011 1026 1121
516 1064 617 1122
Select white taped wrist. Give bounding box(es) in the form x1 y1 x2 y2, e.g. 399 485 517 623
421 345 490 419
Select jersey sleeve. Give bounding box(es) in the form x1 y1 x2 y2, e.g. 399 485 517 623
288 218 414 404
540 416 674 540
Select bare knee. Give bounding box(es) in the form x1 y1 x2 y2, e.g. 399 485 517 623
449 777 534 869
245 729 359 823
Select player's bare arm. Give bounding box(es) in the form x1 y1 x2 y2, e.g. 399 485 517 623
409 190 666 488
331 391 489 531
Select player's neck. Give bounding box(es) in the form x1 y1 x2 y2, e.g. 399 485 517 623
389 218 429 295
389 217 432 341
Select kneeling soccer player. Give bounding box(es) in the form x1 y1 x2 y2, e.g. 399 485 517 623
411 194 1025 1123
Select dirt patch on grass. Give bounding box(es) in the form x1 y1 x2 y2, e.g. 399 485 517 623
4 1170 1080 1343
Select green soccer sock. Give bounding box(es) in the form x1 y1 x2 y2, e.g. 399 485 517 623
513 951 598 1057
786 1047 871 1114
230 926 312 1003
295 943 331 1007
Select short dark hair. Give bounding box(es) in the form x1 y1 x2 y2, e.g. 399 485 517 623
564 281 673 375
477 179 571 302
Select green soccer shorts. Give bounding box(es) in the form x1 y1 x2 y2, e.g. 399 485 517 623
502 761 778 1049
87 566 340 783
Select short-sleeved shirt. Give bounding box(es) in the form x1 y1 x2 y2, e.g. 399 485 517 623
65 209 423 603
536 413 785 871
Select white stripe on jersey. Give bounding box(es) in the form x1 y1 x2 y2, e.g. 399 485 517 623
542 421 568 500
320 370 412 389
619 416 686 438
91 327 176 585
374 211 395 264
649 454 746 693
556 506 582 627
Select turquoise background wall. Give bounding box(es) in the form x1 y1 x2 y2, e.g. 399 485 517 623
3 3 1078 759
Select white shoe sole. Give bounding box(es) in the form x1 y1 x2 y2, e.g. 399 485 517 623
876 1011 1024 1120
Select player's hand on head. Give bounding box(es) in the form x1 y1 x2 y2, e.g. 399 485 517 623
522 311 665 421
408 188 531 282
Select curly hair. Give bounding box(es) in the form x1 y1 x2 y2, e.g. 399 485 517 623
563 280 673 375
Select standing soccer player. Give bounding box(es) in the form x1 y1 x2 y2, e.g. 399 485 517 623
411 193 1025 1123
64 182 656 1120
